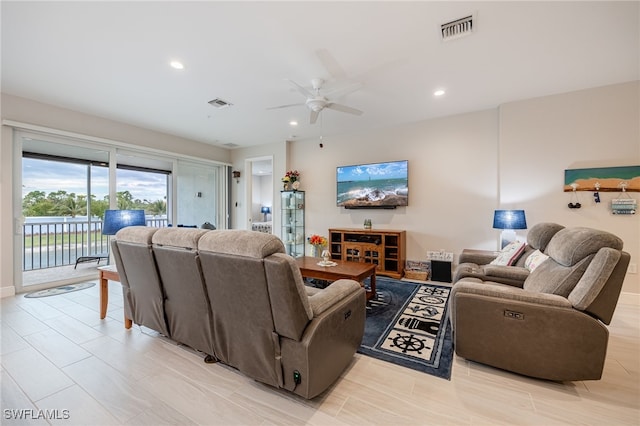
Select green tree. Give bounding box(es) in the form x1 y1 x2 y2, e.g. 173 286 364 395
22 190 54 216
90 195 109 219
22 190 165 219
53 193 87 217
147 199 166 216
117 191 134 209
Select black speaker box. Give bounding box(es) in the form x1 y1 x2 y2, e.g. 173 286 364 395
430 260 452 283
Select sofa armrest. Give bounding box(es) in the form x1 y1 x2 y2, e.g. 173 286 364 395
305 286 322 297
458 249 498 265
452 281 571 308
451 281 609 381
281 285 366 398
308 279 362 316
482 265 529 286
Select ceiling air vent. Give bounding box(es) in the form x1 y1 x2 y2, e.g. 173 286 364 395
441 15 474 41
208 98 233 109
222 142 239 148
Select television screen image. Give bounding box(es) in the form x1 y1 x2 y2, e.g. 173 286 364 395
337 160 408 209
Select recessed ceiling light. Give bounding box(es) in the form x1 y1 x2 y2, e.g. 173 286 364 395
289 120 298 126
170 61 184 70
434 89 446 97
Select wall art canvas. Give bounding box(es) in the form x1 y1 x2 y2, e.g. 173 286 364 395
564 165 640 192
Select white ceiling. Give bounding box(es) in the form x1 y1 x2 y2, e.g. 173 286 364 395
2 1 638 149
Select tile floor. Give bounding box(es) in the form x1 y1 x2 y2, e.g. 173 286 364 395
1 279 639 425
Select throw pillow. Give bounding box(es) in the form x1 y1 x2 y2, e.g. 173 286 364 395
525 249 549 272
490 241 526 266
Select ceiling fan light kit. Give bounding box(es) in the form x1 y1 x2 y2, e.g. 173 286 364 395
306 98 327 112
269 77 363 124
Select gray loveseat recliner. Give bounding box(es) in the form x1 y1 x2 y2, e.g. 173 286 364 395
451 226 630 381
453 222 565 287
111 227 366 399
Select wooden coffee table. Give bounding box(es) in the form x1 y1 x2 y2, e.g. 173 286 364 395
295 257 377 300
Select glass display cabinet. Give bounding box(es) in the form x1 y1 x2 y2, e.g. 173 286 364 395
281 190 305 257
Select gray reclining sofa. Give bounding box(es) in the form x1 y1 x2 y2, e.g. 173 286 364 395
451 225 630 381
453 222 565 286
111 227 366 399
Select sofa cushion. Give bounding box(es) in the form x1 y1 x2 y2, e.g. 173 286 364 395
152 227 209 249
524 249 549 272
523 255 593 297
490 241 526 266
115 226 159 244
546 227 623 267
527 222 565 251
198 229 286 258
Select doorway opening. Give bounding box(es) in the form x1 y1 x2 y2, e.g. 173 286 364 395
245 157 273 234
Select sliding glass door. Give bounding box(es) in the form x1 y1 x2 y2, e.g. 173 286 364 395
14 131 227 292
20 138 110 288
175 160 221 229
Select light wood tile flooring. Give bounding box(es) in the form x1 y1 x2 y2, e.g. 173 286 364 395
1 280 639 425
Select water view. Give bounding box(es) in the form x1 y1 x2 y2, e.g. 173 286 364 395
337 160 409 207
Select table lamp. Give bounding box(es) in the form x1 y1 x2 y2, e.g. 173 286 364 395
493 210 527 248
261 206 271 221
102 209 146 236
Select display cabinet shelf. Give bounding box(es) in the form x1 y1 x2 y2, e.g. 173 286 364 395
281 191 305 257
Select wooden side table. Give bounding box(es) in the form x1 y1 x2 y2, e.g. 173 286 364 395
98 265 132 329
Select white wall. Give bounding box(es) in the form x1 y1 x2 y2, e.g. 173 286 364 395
3 82 639 295
2 94 231 161
499 81 640 293
289 108 499 258
1 94 232 296
233 81 640 293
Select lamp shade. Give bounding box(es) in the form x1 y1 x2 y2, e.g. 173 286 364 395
261 206 271 214
493 210 527 230
102 209 146 235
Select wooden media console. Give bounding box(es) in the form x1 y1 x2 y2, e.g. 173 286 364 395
329 228 406 279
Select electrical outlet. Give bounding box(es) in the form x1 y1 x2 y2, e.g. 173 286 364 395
628 263 637 274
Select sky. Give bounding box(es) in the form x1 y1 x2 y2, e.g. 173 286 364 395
22 158 168 201
336 160 408 182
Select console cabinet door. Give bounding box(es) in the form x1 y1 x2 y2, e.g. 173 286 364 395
343 242 383 270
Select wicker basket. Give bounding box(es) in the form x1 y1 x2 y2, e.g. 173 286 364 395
404 269 428 280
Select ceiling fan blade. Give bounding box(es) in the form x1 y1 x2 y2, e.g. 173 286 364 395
325 103 363 116
324 82 363 100
315 48 347 81
310 110 320 124
285 79 314 99
266 102 305 110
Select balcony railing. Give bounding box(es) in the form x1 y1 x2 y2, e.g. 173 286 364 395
22 217 168 271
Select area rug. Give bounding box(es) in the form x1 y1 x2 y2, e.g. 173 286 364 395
24 281 96 298
358 277 453 380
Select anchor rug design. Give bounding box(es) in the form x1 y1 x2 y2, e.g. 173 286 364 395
358 277 453 380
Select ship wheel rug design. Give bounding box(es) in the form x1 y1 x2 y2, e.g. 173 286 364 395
358 277 453 380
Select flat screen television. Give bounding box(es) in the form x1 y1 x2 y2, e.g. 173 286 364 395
336 160 408 209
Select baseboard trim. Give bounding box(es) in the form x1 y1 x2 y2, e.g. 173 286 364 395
0 286 16 298
619 291 640 306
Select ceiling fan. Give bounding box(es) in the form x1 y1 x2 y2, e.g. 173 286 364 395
268 78 363 124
